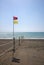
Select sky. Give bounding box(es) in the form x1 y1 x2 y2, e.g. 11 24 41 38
0 0 44 32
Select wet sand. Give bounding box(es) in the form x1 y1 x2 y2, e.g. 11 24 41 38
0 39 44 65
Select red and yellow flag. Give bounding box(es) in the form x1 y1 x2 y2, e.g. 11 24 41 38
13 16 18 24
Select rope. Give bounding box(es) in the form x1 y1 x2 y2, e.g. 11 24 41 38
0 47 13 57
0 41 12 46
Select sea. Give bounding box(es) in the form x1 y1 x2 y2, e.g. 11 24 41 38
0 32 44 39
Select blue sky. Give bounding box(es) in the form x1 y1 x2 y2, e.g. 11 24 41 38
0 0 44 32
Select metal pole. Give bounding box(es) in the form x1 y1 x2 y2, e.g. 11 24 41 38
13 21 15 52
13 21 14 38
12 21 15 62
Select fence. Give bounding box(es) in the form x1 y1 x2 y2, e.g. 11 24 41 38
0 39 19 65
0 36 24 65
0 40 13 57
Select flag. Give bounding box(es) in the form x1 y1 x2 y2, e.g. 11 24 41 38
13 16 18 24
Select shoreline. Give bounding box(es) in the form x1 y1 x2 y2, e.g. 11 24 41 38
0 38 44 39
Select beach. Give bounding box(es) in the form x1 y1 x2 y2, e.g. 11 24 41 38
0 39 44 65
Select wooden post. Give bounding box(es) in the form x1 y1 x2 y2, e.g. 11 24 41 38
19 37 20 46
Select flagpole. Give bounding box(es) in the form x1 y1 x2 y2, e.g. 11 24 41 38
13 20 15 52
13 21 14 38
13 20 15 53
12 18 15 62
12 16 20 62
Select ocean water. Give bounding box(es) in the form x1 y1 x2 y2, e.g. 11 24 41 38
0 32 44 39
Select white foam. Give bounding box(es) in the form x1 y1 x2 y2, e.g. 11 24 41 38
0 38 12 39
24 38 44 39
0 38 44 39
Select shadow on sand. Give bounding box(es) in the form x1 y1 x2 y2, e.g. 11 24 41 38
12 58 20 63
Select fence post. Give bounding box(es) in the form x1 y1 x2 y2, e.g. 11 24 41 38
19 37 21 46
21 36 24 43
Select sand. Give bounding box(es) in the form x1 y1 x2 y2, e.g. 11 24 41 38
0 39 44 65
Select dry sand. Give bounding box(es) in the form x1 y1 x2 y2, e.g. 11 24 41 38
0 39 44 65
